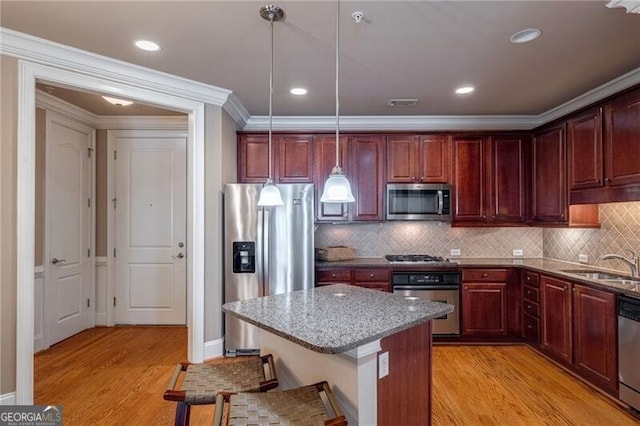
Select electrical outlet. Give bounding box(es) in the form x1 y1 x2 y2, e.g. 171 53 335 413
378 351 389 378
579 254 589 263
450 248 461 256
513 249 523 256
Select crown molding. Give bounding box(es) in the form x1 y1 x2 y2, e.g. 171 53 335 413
0 27 248 126
606 0 640 14
36 89 188 130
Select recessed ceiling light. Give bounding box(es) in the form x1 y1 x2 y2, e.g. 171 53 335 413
510 28 542 44
455 85 475 95
102 96 134 107
290 88 307 95
134 39 161 52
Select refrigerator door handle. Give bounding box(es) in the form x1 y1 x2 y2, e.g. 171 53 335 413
256 208 265 297
262 208 270 297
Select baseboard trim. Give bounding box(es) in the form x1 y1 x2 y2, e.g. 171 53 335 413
204 338 224 360
0 392 16 405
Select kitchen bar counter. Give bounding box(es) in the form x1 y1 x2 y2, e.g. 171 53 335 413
222 283 453 353
223 284 449 425
316 257 640 298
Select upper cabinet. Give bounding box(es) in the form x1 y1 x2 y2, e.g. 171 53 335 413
386 135 450 183
569 87 640 204
314 134 349 222
349 135 385 221
274 134 314 183
532 124 567 224
452 136 487 224
488 135 529 224
237 134 269 183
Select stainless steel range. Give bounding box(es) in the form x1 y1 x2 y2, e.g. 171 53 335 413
387 254 460 335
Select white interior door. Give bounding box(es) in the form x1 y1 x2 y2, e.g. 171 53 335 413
44 111 94 346
114 132 187 324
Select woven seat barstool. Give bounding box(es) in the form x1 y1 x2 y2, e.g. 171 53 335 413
163 354 278 426
213 381 348 426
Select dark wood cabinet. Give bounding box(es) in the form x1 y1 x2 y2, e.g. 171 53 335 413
567 108 603 191
274 134 314 183
315 268 352 286
522 271 540 344
604 88 640 188
386 135 449 183
452 136 487 224
349 135 385 221
540 276 572 364
532 124 567 224
314 135 349 222
237 134 269 182
488 135 529 224
461 269 508 336
354 268 390 292
572 284 618 395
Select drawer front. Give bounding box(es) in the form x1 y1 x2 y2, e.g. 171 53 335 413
523 300 540 318
523 271 540 288
316 269 351 283
523 285 540 303
354 268 390 282
356 282 390 292
523 313 540 343
462 269 508 282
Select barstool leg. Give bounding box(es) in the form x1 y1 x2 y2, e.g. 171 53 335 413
174 401 190 426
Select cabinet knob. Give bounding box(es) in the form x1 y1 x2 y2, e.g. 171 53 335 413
420 176 424 181
527 305 531 309
411 176 416 181
332 274 336 278
526 276 531 281
279 177 283 181
604 177 610 183
527 325 533 330
370 273 375 278
482 273 488 277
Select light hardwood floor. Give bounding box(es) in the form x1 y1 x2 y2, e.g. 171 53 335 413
35 327 638 425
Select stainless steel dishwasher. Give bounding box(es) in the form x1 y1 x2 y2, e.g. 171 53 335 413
619 295 640 414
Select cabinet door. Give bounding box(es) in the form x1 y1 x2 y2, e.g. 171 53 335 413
237 134 269 182
418 135 450 183
386 135 418 183
349 135 384 221
489 135 528 223
604 88 640 187
315 269 352 286
573 284 617 395
315 135 349 222
275 134 314 183
532 125 567 224
452 136 487 223
540 276 572 364
461 283 507 335
567 108 603 191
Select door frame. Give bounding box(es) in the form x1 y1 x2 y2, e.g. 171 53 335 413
16 61 206 404
107 129 188 326
43 109 96 348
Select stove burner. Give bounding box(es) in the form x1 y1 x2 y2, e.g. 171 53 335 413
384 254 449 263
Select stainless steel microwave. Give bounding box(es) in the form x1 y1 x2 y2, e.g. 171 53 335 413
386 183 451 221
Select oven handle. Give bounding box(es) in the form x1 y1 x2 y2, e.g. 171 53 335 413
393 285 460 292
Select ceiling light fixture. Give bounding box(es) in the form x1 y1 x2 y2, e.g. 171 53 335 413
320 0 355 204
257 5 285 207
101 96 134 106
455 85 475 95
134 39 161 51
290 87 307 95
510 28 541 44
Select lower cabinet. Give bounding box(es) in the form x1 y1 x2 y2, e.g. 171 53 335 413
316 267 390 292
522 270 540 344
461 269 508 336
540 275 618 396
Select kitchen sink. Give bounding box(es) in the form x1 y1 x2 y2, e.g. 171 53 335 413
561 269 640 283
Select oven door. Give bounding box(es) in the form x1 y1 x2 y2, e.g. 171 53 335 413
394 285 460 335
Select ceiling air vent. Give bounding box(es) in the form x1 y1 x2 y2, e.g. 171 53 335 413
387 98 419 107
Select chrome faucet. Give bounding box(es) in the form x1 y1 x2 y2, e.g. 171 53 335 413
598 249 639 277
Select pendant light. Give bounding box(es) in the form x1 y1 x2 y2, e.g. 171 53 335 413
257 5 285 207
320 0 355 203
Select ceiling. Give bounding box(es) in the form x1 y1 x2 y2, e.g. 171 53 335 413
2 1 640 118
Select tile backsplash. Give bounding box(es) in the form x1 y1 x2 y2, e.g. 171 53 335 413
543 201 640 275
316 222 543 258
316 201 640 272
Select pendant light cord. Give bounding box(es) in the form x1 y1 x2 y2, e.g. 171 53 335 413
335 0 340 169
268 15 274 182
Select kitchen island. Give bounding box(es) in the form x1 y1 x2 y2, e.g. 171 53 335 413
223 283 453 425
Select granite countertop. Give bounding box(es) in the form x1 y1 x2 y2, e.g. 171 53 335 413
222 283 454 354
315 257 640 298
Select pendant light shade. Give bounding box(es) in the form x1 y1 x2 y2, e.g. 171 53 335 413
320 0 355 204
257 4 284 207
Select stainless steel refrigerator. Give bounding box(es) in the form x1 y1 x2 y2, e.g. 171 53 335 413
223 183 315 356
